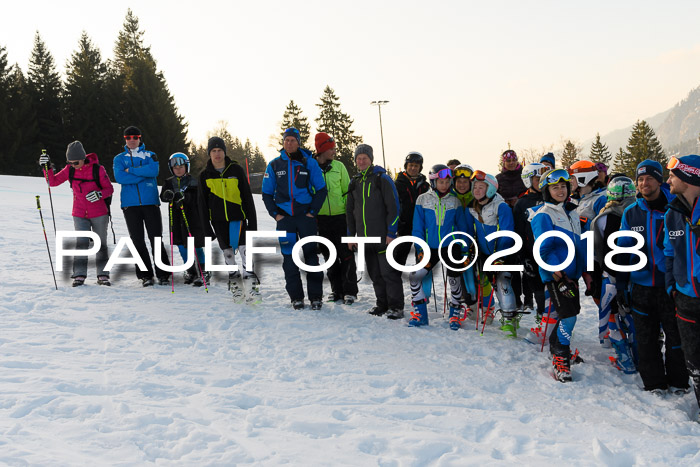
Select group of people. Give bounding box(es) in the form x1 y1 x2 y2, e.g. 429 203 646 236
39 126 700 419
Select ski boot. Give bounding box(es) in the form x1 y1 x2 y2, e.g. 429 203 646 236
192 274 204 287
97 275 111 286
72 276 86 287
408 300 429 327
158 276 170 286
244 274 261 304
466 302 478 321
499 311 518 338
292 300 305 310
525 313 556 345
448 304 463 331
228 273 244 303
386 308 404 320
183 270 195 285
141 277 154 287
310 298 323 311
202 271 212 285
609 340 637 374
552 350 572 383
343 295 356 306
669 386 690 396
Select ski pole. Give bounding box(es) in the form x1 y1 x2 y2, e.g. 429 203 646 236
169 202 175 293
36 196 58 290
430 269 438 315
540 298 554 353
442 264 448 318
40 150 57 233
480 288 494 336
476 277 482 331
179 203 208 292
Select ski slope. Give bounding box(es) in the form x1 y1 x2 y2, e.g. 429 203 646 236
0 174 698 465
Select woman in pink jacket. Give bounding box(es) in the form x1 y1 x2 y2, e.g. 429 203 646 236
41 141 114 286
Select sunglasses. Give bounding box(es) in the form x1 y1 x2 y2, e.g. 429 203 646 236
68 161 82 166
429 168 453 180
124 135 141 141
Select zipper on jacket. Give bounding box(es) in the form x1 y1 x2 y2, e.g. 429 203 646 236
362 176 368 236
221 167 230 222
129 150 143 206
289 158 294 216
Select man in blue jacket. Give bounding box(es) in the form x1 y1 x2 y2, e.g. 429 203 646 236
262 128 328 310
664 154 700 419
619 160 688 394
113 126 170 287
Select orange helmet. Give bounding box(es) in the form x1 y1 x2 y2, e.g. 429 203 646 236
569 160 598 187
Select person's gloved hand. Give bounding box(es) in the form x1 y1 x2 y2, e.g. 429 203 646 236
523 258 537 278
39 154 51 166
162 190 174 202
555 274 577 299
582 272 595 297
86 191 103 203
173 191 185 205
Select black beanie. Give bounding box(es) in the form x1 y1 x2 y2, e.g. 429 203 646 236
123 126 142 136
208 136 227 156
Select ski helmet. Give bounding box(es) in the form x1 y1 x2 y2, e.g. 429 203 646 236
471 170 498 199
404 151 424 169
428 164 453 190
539 168 571 203
569 160 598 188
521 163 548 190
453 163 474 179
606 175 636 202
169 152 190 175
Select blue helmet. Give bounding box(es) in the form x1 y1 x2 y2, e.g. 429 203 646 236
168 152 190 175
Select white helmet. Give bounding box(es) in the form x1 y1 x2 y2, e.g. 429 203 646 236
521 163 548 189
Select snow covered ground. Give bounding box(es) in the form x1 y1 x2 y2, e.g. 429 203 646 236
1 174 699 465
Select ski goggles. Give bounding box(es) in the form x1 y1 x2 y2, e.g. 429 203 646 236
453 167 474 179
124 135 141 141
471 170 488 181
667 156 700 176
169 156 188 168
595 162 608 173
429 168 453 180
541 168 570 186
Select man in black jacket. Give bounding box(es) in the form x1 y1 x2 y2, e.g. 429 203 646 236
347 144 404 318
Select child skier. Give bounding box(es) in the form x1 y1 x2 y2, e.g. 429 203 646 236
160 153 207 287
40 141 114 286
408 164 470 329
468 170 518 335
530 169 587 382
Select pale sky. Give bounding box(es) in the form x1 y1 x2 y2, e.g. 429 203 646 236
4 0 700 174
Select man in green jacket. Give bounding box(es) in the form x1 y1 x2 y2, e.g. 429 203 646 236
314 133 358 305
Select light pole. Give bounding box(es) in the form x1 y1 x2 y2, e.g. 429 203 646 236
370 100 389 168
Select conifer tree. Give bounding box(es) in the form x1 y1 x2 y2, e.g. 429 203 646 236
560 140 581 169
27 32 65 172
5 65 39 175
611 120 667 177
315 85 363 173
112 9 188 182
589 133 612 167
63 32 116 172
279 100 310 148
0 46 12 173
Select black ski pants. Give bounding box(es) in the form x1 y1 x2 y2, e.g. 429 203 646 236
675 292 700 409
122 205 170 281
317 214 358 297
631 284 688 391
365 242 404 311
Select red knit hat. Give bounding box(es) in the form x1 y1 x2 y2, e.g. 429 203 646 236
315 133 336 154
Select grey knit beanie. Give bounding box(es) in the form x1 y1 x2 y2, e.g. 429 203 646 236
354 144 374 162
66 141 87 161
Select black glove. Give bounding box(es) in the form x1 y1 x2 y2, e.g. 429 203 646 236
39 153 51 166
555 274 577 299
615 293 630 316
523 258 537 279
173 191 185 205
162 190 174 202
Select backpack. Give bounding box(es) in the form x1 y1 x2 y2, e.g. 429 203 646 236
69 163 112 210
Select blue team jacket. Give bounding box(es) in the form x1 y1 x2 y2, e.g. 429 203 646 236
113 143 160 208
262 148 327 217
